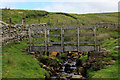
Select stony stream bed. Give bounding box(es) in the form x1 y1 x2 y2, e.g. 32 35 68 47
50 56 86 80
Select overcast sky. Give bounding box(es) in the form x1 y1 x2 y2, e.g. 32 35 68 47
0 0 119 14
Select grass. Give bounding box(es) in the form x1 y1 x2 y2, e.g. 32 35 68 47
2 9 118 26
2 39 50 79
87 60 119 79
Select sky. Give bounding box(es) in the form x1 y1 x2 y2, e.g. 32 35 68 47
0 0 119 14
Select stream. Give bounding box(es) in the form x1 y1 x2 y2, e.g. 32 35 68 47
50 56 87 80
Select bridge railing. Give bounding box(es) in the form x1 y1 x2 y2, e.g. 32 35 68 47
28 26 100 52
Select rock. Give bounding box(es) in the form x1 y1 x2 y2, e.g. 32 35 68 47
69 51 72 54
114 46 120 50
71 75 82 79
60 73 68 77
82 62 87 67
68 60 73 63
35 54 40 57
56 72 60 75
30 52 35 55
2 53 7 55
65 64 71 67
106 50 112 55
56 67 60 71
59 76 66 79
71 54 75 57
77 67 84 74
111 60 116 63
79 54 82 57
21 49 26 52
42 65 47 68
101 48 106 51
68 56 71 59
49 51 59 57
73 56 79 59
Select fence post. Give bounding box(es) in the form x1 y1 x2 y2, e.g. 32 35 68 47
22 18 24 25
24 18 26 26
32 30 34 48
9 18 12 27
29 28 31 52
94 26 97 51
47 29 49 46
77 27 80 52
61 27 64 52
44 28 47 54
38 18 40 24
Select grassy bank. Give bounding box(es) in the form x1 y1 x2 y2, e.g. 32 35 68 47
2 40 50 79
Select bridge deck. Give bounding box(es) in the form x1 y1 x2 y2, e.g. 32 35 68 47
28 45 100 52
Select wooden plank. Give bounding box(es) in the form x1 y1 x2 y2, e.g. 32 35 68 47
27 42 95 44
29 45 100 52
33 34 99 37
31 26 95 30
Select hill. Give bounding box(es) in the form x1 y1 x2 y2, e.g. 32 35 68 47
2 9 118 26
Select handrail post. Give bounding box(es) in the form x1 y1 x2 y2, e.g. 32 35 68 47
94 26 97 51
77 27 80 52
47 29 49 46
44 28 47 54
61 27 64 52
29 28 31 52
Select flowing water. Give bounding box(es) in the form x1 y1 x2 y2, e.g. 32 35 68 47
50 58 86 80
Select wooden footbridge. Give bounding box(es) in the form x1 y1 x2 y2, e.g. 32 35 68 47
28 25 100 52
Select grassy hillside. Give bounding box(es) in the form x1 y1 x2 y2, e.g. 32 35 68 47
2 9 118 26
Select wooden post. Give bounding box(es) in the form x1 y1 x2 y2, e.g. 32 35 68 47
44 28 47 53
77 27 80 52
29 28 31 52
57 19 58 23
61 27 64 52
32 31 34 48
47 29 49 46
9 18 12 27
38 18 40 24
24 18 26 26
94 26 97 51
22 18 24 25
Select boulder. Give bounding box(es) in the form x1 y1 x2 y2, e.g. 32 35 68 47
49 51 60 57
101 48 106 51
106 50 112 55
114 46 120 50
68 60 73 63
71 75 82 79
21 49 26 52
30 52 35 55
73 56 79 59
77 67 84 74
42 65 47 68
